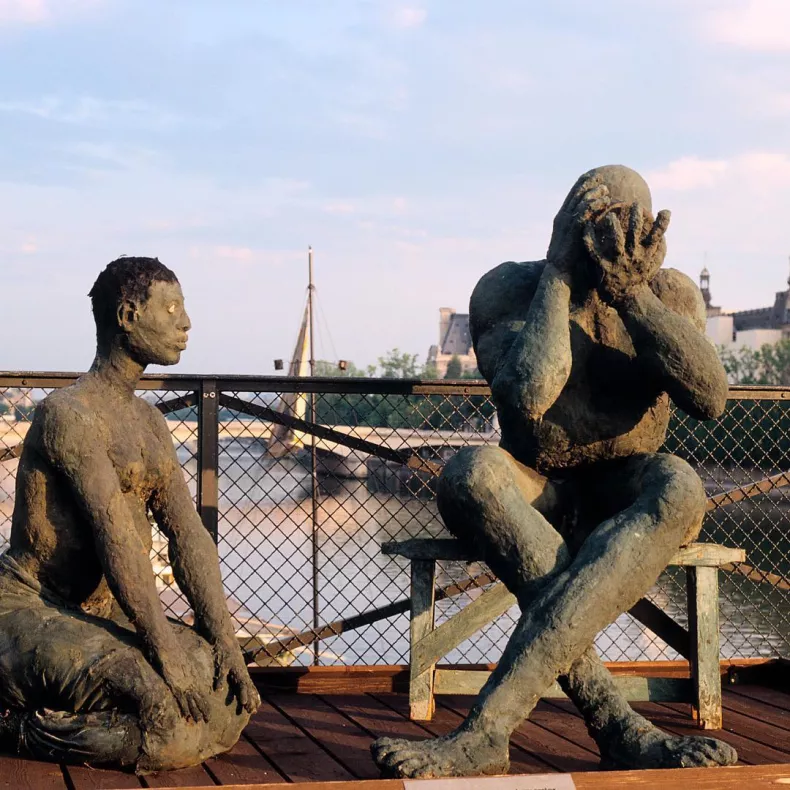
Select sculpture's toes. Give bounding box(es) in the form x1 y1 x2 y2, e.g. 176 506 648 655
671 736 737 768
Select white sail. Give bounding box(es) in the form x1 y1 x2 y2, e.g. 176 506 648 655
268 299 311 457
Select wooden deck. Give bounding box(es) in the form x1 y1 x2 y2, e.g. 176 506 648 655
2 684 790 789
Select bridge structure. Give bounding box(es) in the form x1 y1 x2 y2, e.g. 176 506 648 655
0 418 499 478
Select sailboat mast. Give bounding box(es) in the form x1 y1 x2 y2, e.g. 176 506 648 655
307 245 320 665
308 246 316 377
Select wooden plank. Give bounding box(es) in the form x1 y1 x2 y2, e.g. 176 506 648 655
723 688 790 733
410 558 437 720
434 669 691 703
412 584 516 674
527 700 601 756
0 754 68 790
372 693 553 775
382 539 476 561
731 684 790 712
129 766 790 790
672 544 745 566
326 694 441 743
65 764 142 789
244 698 355 783
441 695 600 774
168 782 403 790
205 735 286 785
247 659 777 695
143 764 215 787
574 764 790 788
251 665 411 694
687 566 723 729
267 693 382 780
658 702 788 765
382 540 744 567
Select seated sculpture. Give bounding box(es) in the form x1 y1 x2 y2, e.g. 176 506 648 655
372 166 737 778
0 257 258 772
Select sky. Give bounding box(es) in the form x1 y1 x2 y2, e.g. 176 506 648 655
1 0 789 374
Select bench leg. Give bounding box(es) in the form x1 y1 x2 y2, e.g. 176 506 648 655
410 558 436 721
686 566 723 729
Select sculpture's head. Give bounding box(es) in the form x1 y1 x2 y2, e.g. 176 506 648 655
572 164 652 213
89 256 191 366
548 165 654 271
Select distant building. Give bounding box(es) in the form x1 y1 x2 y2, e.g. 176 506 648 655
703 263 790 350
426 307 478 378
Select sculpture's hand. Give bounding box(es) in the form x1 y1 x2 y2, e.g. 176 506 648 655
583 201 670 303
155 646 211 723
547 173 611 278
213 636 260 715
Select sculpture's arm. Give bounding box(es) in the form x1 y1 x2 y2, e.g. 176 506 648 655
148 410 259 713
37 401 210 722
617 282 728 420
488 264 573 421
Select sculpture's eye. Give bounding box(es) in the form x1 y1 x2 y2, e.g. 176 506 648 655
168 304 176 314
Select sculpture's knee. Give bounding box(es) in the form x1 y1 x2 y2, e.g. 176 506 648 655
438 446 509 514
649 454 706 543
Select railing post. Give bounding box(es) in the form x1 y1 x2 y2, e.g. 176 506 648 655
197 379 219 543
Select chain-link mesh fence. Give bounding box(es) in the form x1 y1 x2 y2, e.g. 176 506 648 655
1 375 788 668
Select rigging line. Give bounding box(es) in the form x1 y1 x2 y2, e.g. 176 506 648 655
313 291 340 363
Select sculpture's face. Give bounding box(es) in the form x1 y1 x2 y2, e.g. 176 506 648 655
123 280 191 366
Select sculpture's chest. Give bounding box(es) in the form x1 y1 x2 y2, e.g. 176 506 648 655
106 421 165 498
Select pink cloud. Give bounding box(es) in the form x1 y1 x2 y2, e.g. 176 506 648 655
704 0 790 52
390 6 427 29
646 156 728 191
0 0 100 25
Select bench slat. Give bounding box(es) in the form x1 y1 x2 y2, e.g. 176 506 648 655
383 539 745 567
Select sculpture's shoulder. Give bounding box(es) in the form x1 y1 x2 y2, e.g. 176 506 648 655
469 260 546 344
649 268 707 332
30 386 101 464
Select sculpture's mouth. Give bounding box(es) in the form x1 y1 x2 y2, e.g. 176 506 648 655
175 336 188 351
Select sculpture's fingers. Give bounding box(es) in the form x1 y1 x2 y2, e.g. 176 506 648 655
625 202 642 257
582 222 604 265
575 186 609 221
603 211 625 260
644 209 671 249
566 174 604 214
195 692 211 723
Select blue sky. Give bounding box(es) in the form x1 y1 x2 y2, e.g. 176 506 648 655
1 0 789 374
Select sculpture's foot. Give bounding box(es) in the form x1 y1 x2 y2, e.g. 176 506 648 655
598 712 737 770
371 728 509 779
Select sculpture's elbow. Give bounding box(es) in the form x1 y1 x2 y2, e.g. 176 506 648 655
679 375 729 422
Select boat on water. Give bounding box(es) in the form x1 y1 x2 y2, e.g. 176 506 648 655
266 295 311 459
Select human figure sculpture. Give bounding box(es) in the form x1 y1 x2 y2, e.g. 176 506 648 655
0 258 258 772
372 166 737 778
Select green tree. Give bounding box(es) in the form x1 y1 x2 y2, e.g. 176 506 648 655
378 348 421 378
444 355 462 379
718 340 790 385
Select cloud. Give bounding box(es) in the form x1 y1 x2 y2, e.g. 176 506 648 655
0 0 100 26
0 95 180 130
390 6 427 29
702 0 790 52
647 157 729 191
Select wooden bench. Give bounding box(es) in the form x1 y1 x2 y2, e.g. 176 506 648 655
382 538 745 730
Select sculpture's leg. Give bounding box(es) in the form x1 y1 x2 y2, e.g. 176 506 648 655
372 449 736 778
0 602 249 773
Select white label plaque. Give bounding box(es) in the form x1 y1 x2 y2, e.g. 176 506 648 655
403 774 576 790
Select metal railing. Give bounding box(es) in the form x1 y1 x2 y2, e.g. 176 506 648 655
1 372 789 668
